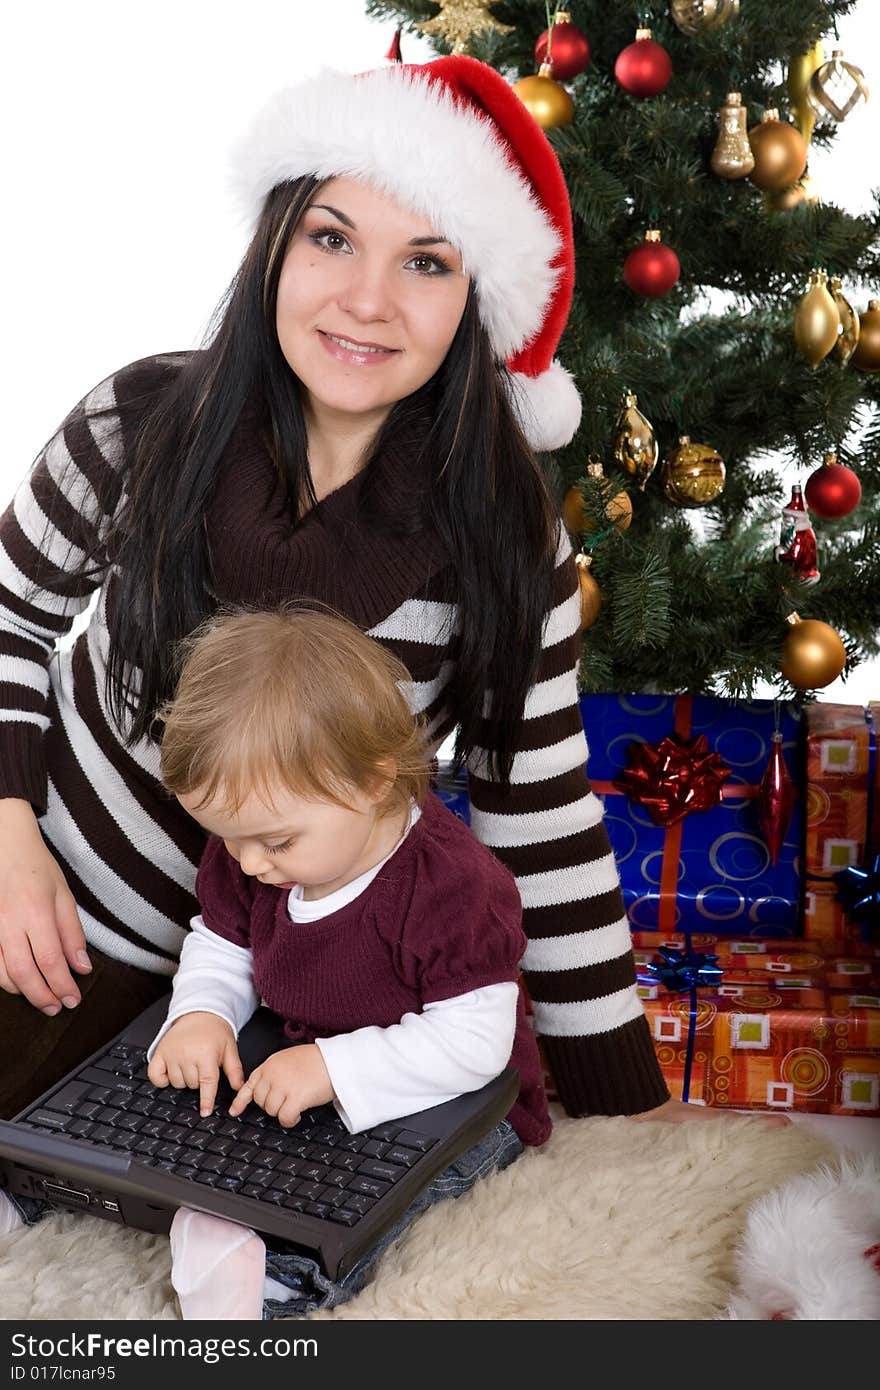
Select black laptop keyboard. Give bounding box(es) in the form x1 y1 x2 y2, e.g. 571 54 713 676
22 1041 437 1227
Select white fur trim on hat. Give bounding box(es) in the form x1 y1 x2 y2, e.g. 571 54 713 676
506 360 583 452
229 66 561 361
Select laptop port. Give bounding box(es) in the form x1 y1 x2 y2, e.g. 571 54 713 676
41 1181 92 1207
102 1199 120 1212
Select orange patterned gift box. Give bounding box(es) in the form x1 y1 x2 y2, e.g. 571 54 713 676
805 703 880 943
631 932 880 990
637 982 880 1115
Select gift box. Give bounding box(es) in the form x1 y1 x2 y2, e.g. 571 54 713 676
580 693 804 937
804 703 880 944
632 931 880 990
432 763 471 826
638 980 880 1115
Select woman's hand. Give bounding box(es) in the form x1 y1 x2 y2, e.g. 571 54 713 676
0 797 92 1013
229 1043 335 1128
148 1012 246 1116
630 1096 790 1127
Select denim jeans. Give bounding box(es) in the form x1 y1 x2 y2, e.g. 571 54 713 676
262 1118 524 1320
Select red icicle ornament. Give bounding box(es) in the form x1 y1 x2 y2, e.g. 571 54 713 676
757 731 797 866
385 28 403 62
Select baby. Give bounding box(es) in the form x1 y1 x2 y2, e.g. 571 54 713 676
149 605 550 1318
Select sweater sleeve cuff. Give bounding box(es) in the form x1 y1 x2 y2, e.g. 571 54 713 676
0 724 48 815
539 1014 670 1117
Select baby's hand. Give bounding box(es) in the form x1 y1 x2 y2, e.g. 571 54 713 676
147 1012 245 1116
229 1044 335 1128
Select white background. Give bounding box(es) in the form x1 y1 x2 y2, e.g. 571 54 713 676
2 0 877 701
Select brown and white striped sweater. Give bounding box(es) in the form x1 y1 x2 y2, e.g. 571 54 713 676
0 355 668 1117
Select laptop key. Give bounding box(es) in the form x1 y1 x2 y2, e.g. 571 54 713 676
181 1131 210 1151
88 1124 115 1144
282 1196 308 1212
113 1134 139 1152
67 1119 95 1138
368 1123 401 1143
342 1192 376 1215
325 1169 350 1189
229 1144 259 1163
384 1146 421 1169
115 1114 143 1133
328 1208 359 1226
83 1083 113 1103
194 1172 220 1186
27 1110 70 1131
305 1202 331 1219
360 1140 388 1159
196 1154 228 1174
156 1144 184 1162
97 1108 124 1127
43 1083 88 1113
216 1176 244 1192
128 1097 154 1117
336 1153 362 1173
161 1125 188 1144
358 1159 406 1183
394 1130 434 1153
139 1119 165 1139
240 1184 265 1199
348 1176 391 1200
299 1163 329 1184
206 1137 233 1156
74 1102 104 1121
248 1168 274 1188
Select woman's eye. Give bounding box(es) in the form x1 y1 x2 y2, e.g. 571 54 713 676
308 228 351 254
265 839 293 855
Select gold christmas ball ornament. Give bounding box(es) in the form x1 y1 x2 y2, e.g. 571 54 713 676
850 299 880 372
781 612 846 690
612 391 658 491
710 92 755 178
575 553 603 630
806 50 869 124
747 109 808 191
787 40 825 146
563 462 633 536
763 167 820 211
669 0 739 36
513 64 573 130
794 268 840 369
661 436 726 507
829 277 860 367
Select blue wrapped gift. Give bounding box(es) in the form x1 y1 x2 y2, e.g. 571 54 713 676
580 693 804 938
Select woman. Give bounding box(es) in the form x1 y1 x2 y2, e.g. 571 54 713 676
0 55 699 1124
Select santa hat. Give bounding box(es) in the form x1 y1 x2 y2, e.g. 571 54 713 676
230 56 581 452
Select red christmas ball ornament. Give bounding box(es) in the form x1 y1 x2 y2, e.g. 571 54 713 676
535 10 590 82
623 230 681 297
615 27 673 99
804 450 862 519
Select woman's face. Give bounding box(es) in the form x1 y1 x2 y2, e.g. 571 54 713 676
275 176 470 428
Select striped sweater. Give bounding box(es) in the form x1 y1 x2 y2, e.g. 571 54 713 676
0 354 668 1117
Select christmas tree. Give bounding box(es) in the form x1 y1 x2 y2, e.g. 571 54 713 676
366 0 880 699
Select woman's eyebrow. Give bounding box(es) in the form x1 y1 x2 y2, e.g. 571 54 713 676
308 203 453 248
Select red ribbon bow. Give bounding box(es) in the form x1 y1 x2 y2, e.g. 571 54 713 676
613 733 731 828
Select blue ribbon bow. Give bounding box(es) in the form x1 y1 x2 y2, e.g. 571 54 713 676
834 852 880 940
638 938 724 1103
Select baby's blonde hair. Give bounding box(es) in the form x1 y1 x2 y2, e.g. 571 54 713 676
159 604 431 818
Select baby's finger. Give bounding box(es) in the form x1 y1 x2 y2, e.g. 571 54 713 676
167 1062 186 1090
228 1078 254 1118
277 1099 302 1129
198 1066 220 1117
147 1054 168 1088
221 1041 246 1093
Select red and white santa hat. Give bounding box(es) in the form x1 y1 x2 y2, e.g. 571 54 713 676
230 55 581 452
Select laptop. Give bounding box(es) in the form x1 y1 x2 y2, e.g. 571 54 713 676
0 997 518 1282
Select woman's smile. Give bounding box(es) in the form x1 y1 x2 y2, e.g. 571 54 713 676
317 329 401 367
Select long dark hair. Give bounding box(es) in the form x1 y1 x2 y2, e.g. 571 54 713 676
61 177 558 782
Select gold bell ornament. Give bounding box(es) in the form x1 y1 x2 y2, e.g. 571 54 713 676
669 0 739 36
787 40 825 146
806 50 869 124
574 553 603 630
513 63 573 130
794 269 840 369
612 391 658 491
850 300 880 372
661 436 726 506
829 277 860 367
563 461 633 536
747 109 808 191
710 92 755 178
781 612 846 690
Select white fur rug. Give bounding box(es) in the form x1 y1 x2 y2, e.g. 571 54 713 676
0 1111 836 1321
